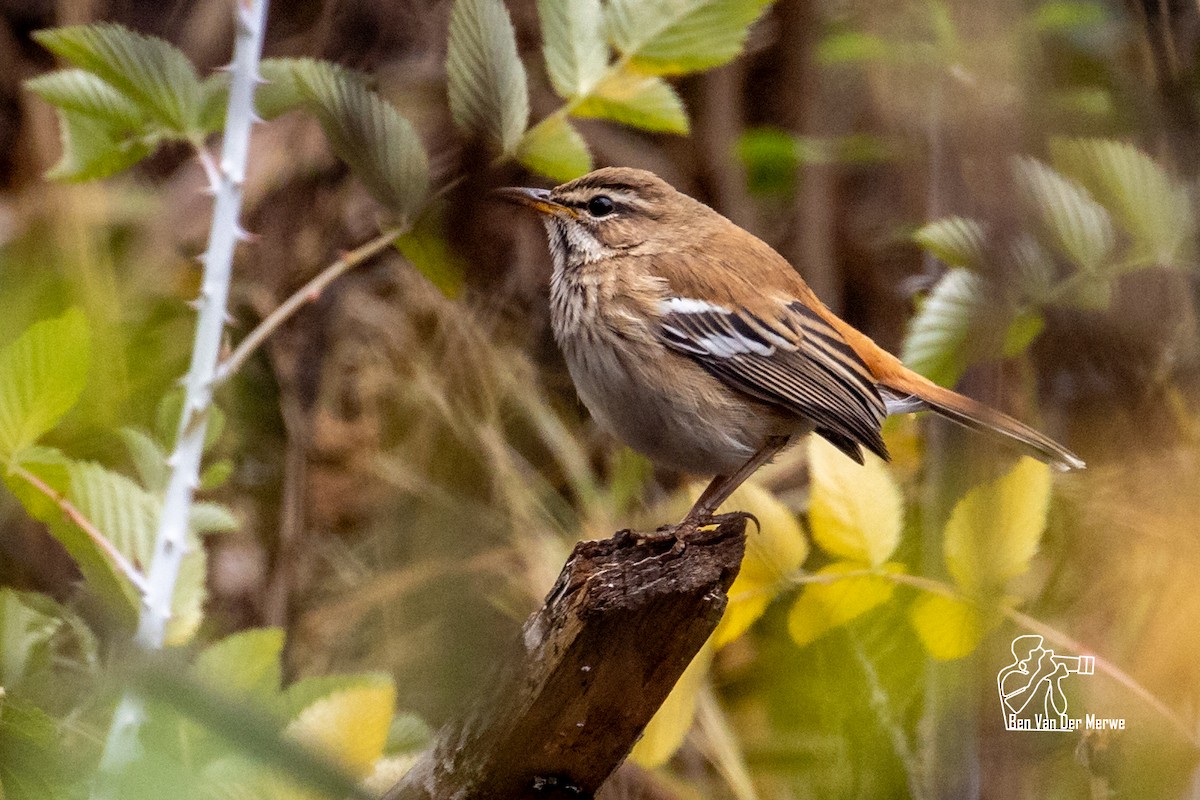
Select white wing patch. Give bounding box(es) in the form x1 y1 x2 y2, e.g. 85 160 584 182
657 297 776 357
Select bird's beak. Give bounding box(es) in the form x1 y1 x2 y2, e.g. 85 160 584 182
493 186 577 218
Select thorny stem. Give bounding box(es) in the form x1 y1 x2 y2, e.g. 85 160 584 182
788 568 1198 746
93 1 270 795
10 465 149 596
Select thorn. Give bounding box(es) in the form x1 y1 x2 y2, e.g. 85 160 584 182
224 311 237 326
249 111 265 125
166 453 180 468
234 224 260 244
196 250 210 265
215 62 233 74
186 297 202 311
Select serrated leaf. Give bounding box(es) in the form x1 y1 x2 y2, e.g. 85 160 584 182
44 108 154 182
807 436 903 566
285 683 396 777
908 592 987 660
25 69 147 131
914 216 988 269
1013 156 1115 272
517 115 592 182
118 428 168 493
34 24 201 134
3 447 71 524
606 0 773 75
537 0 609 98
713 481 808 647
574 68 688 133
630 643 712 768
447 0 530 155
293 61 430 217
943 457 1052 593
900 268 992 386
788 561 902 647
257 58 371 121
0 309 90 458
1050 137 1195 268
194 628 285 700
1009 233 1058 302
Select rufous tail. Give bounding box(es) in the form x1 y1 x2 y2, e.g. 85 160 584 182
880 370 1085 471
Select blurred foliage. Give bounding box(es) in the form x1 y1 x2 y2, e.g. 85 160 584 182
1 0 1200 798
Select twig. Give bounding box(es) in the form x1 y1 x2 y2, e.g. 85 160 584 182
10 464 148 596
213 226 403 384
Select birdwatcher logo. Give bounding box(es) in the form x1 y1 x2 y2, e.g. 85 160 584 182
997 635 1124 733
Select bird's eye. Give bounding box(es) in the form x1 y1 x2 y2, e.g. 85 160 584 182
586 195 616 217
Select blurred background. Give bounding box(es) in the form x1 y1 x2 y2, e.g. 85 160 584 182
1 0 1199 797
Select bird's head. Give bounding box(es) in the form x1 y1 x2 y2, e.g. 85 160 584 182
497 167 704 267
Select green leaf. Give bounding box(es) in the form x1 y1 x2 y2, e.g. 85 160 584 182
817 31 891 64
198 72 230 133
908 592 987 660
606 0 774 75
257 58 371 121
34 24 202 134
25 69 146 131
1009 233 1057 302
807 436 903 566
1031 0 1107 32
573 68 688 133
737 127 800 196
294 61 430 217
393 214 469 298
0 697 72 800
0 589 62 690
118 427 168 493
1050 137 1195 268
1013 156 1115 272
914 216 988 269
900 268 991 386
517 115 593 182
1001 310 1045 358
788 562 903 647
199 459 233 491
447 0 530 155
943 457 1052 593
44 108 154 182
537 0 609 98
0 308 90 458
190 501 238 535
3 447 70 525
194 628 285 700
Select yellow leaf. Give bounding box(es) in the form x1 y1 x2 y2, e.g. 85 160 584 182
630 643 712 768
908 592 988 660
807 437 904 566
787 561 902 647
713 481 809 647
285 684 396 777
943 457 1052 592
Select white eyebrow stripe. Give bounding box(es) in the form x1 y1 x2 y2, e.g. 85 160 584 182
658 297 731 315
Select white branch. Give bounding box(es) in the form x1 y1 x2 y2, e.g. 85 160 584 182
93 2 270 794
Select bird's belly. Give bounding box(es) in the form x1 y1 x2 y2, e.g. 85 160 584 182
559 332 794 475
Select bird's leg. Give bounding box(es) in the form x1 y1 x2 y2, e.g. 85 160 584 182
672 435 791 539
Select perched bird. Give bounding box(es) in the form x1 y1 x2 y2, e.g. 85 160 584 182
499 167 1084 536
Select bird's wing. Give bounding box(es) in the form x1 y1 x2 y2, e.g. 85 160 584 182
657 296 889 462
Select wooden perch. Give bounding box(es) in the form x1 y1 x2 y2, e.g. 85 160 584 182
384 520 748 800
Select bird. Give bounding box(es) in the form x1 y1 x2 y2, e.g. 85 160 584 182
498 167 1084 538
